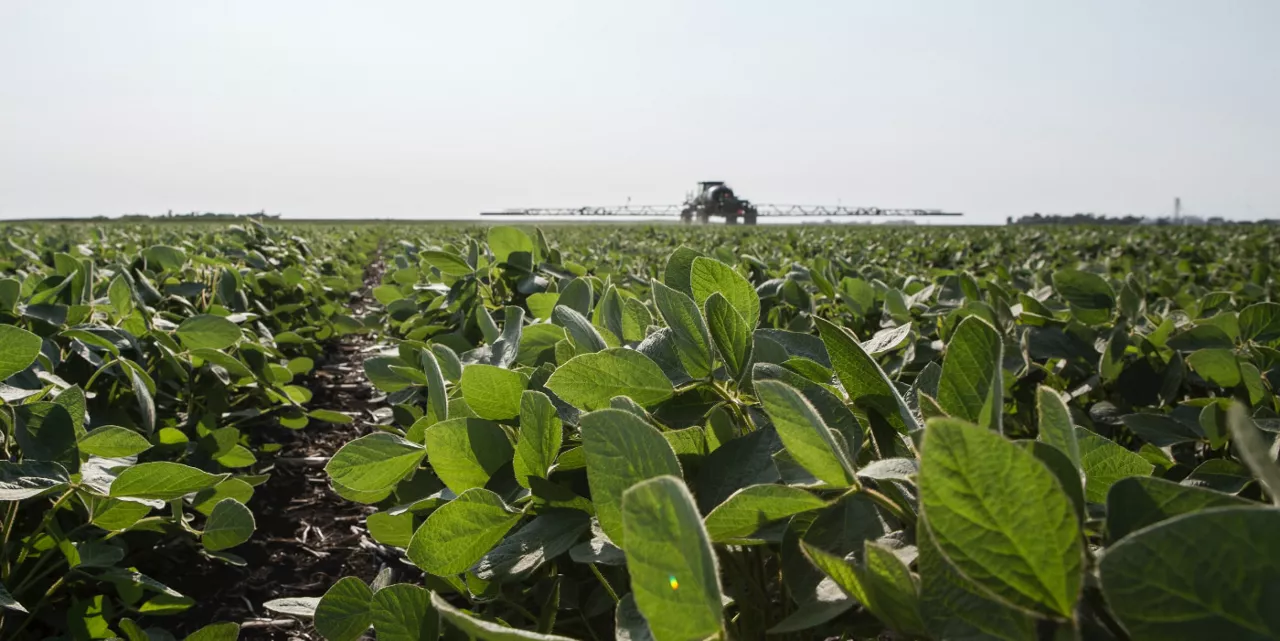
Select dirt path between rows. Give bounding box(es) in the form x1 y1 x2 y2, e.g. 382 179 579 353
154 253 393 640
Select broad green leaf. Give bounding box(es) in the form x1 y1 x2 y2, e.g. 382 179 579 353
407 488 521 575
15 403 78 466
111 462 227 501
615 593 657 641
621 476 724 641
558 278 593 317
1121 413 1203 447
1166 324 1235 351
308 409 354 425
919 418 1082 617
754 363 861 462
664 246 705 296
703 484 826 542
581 409 682 547
431 591 577 640
1227 402 1280 506
652 281 713 379
1052 269 1114 323
0 460 70 501
690 256 760 329
367 511 416 548
78 425 152 458
1239 302 1280 343
755 380 856 487
1076 427 1154 504
202 498 255 551
421 344 449 425
423 250 473 276
184 622 239 641
816 318 919 435
862 323 913 355
545 348 674 411
853 542 927 636
461 364 528 420
552 305 607 353
325 433 426 494
190 348 254 379
1186 348 1241 387
192 478 255 516
704 292 752 379
0 325 41 381
489 226 536 268
527 292 559 319
1036 386 1079 469
1100 507 1280 640
917 524 1037 641
424 418 514 494
365 356 415 393
142 244 187 271
176 314 242 351
1106 476 1254 541
937 316 1004 433
513 390 562 489
315 576 374 641
471 510 591 582
371 583 438 641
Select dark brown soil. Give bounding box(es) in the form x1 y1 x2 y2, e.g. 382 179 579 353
148 256 396 640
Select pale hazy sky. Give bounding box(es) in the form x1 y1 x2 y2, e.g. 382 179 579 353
2 1 1277 224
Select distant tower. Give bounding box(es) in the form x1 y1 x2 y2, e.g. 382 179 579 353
1174 197 1182 224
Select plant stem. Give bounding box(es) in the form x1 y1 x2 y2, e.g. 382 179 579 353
588 563 619 603
14 489 75 566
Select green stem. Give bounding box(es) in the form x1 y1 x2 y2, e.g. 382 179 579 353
9 574 66 639
14 489 75 566
862 487 914 528
589 563 619 604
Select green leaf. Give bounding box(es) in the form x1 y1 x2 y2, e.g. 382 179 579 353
142 245 187 271
78 426 152 458
192 478 254 516
1037 386 1080 469
1227 402 1280 506
664 246 705 296
621 476 724 641
703 484 826 542
471 510 591 582
919 417 1083 617
176 315 242 351
407 488 520 575
861 323 913 356
314 577 374 641
190 348 255 380
1101 507 1280 640
424 418 514 494
527 292 559 319
513 390 562 489
308 409 354 425
461 364 528 420
418 346 449 426
184 622 240 641
1239 302 1280 343
367 511 416 548
325 433 426 494
558 278 593 317
581 409 682 547
365 356 415 393
0 460 69 501
917 524 1037 641
545 348 674 411
652 281 713 379
489 226 536 267
110 462 228 501
202 498 255 551
1106 476 1254 541
755 379 856 487
1167 324 1235 351
552 305 607 353
1076 427 1154 504
432 591 577 640
937 316 1004 432
422 250 474 276
1186 348 1241 387
1052 269 1115 323
690 256 760 329
859 542 926 636
1121 413 1203 447
370 583 439 641
0 325 41 381
816 318 919 436
704 292 752 379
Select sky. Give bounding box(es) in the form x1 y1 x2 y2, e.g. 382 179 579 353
1 1 1277 224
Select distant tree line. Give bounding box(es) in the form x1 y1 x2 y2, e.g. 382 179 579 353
115 210 280 221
